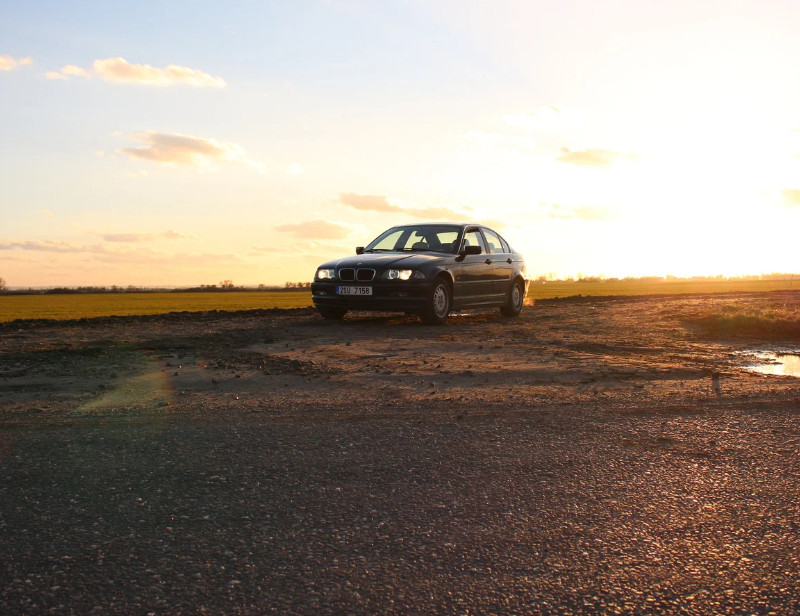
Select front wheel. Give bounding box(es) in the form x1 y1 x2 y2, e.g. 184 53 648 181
318 307 347 320
421 278 451 325
501 279 524 317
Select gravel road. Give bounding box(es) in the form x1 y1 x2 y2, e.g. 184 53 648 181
2 293 800 614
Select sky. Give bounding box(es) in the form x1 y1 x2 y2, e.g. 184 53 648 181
2 0 800 287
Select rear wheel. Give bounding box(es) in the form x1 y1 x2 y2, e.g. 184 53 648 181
421 278 451 325
318 307 347 320
501 279 524 317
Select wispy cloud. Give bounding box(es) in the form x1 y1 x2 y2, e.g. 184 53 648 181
116 131 264 172
503 105 565 130
546 203 617 221
556 147 639 168
460 130 536 150
338 193 466 220
250 245 285 254
0 238 239 265
480 219 509 230
44 64 92 80
101 230 192 243
0 240 105 254
251 239 350 256
339 193 398 213
36 209 54 218
781 189 800 207
44 57 225 87
0 55 32 71
411 205 469 220
274 219 351 240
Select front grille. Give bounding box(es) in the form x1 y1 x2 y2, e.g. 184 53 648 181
339 268 355 281
357 268 375 281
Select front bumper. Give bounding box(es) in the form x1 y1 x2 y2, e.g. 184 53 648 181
311 280 432 312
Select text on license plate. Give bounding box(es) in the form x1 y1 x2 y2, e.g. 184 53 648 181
337 286 372 296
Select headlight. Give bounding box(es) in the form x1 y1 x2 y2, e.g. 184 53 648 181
316 268 336 280
383 269 424 281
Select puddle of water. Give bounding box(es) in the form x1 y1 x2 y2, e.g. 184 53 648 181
741 351 800 377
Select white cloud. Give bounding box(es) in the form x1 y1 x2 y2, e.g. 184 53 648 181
116 131 265 173
42 57 225 87
36 209 54 218
94 57 226 87
62 64 89 77
287 164 304 175
0 55 32 71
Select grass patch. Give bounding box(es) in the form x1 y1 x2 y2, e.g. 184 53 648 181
688 302 800 340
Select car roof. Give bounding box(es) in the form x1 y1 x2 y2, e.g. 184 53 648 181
391 222 493 229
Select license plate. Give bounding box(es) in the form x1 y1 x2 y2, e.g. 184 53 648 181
337 286 372 296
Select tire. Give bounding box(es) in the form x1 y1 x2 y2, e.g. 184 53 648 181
421 278 451 325
501 279 524 317
318 307 347 320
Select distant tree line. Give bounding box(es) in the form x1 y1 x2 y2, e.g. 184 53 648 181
1 273 796 295
0 280 310 295
533 273 798 283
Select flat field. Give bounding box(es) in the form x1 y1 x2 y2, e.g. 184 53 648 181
1 278 796 322
0 291 313 322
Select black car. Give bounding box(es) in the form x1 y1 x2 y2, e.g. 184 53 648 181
311 223 529 324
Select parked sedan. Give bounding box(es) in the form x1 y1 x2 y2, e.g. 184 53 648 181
311 223 529 324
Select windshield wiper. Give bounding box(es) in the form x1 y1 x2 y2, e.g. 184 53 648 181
363 248 391 253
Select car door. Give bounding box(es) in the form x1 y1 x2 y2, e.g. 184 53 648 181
454 228 494 304
482 227 513 299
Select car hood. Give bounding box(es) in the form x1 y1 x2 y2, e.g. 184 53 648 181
317 252 447 270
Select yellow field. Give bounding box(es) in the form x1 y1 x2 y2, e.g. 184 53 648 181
525 278 796 301
0 279 796 322
0 291 313 322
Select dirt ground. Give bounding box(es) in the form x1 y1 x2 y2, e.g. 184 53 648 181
1 292 800 614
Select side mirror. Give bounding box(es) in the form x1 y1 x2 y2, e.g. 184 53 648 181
455 244 482 261
356 246 365 255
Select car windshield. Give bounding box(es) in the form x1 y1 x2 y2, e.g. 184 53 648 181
365 225 462 253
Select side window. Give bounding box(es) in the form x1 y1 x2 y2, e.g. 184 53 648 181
372 230 404 251
462 229 487 253
500 236 510 253
482 228 504 253
434 231 460 252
